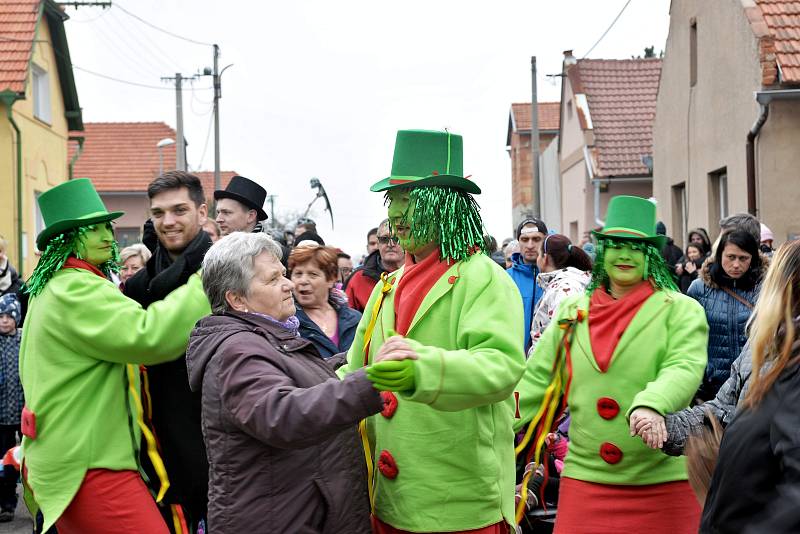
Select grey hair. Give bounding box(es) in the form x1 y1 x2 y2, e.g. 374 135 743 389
119 243 152 265
201 232 283 314
720 213 760 243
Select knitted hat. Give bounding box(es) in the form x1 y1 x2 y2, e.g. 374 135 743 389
0 294 20 324
760 223 774 243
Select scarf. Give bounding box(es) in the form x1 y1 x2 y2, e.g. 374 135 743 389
0 259 11 293
251 312 300 336
124 230 212 309
588 281 654 372
393 249 454 336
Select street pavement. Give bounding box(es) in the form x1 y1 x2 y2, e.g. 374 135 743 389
0 488 32 534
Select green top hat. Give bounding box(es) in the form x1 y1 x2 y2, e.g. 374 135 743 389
370 130 481 194
592 195 666 249
36 178 124 250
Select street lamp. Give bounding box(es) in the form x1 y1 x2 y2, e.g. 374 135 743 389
157 137 175 175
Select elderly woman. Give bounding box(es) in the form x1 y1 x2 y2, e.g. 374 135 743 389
515 196 708 534
186 232 382 533
289 245 362 358
118 243 152 285
19 179 210 533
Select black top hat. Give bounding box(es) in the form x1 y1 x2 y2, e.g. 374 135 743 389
214 176 268 221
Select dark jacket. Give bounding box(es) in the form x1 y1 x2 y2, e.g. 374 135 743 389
700 362 800 534
661 237 684 273
296 298 362 359
186 312 382 534
677 254 707 294
687 255 763 400
344 250 385 312
124 230 213 523
506 252 543 350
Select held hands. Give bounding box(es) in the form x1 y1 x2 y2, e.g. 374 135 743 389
366 360 416 392
374 335 419 363
629 407 667 449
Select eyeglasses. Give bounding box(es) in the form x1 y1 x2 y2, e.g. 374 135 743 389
377 236 400 245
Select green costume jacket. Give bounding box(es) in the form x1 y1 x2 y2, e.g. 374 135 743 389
19 268 211 531
340 253 525 532
514 289 708 485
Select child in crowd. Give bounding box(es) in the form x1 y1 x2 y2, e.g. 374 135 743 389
678 243 706 293
0 294 23 522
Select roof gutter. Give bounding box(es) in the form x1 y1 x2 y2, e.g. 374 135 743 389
68 135 84 180
747 89 800 215
0 92 23 275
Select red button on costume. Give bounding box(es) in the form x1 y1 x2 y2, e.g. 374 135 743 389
381 391 398 418
596 397 620 420
599 442 623 464
378 450 399 479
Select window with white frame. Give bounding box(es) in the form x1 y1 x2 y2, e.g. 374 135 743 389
32 64 51 123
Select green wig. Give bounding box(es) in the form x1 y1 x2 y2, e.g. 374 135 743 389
587 237 677 294
25 225 121 297
386 186 486 262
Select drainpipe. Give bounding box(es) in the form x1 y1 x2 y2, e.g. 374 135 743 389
68 135 84 180
748 89 800 216
746 104 768 216
584 146 605 227
0 92 22 276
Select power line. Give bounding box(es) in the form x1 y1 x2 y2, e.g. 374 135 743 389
193 108 215 171
581 0 633 59
113 2 213 47
106 9 184 75
73 65 175 90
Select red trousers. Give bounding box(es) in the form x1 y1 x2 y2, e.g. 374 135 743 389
56 469 169 534
372 515 509 534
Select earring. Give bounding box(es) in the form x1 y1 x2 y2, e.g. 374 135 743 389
244 308 249 313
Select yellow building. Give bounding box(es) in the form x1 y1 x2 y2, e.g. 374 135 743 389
0 0 82 276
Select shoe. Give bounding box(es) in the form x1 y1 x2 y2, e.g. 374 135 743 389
0 509 14 522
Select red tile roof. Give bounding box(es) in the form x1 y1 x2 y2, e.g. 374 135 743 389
68 122 234 200
510 102 561 132
567 58 662 178
753 0 800 84
0 0 40 93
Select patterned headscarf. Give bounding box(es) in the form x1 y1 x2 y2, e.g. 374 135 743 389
0 294 21 325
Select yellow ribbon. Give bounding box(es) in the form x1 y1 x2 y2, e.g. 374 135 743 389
359 273 394 511
126 364 171 502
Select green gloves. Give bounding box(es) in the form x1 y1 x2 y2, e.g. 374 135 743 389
366 359 416 392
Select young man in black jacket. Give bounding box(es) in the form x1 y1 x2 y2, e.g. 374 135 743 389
125 171 212 533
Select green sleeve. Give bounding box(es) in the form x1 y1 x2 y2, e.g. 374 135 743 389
628 294 709 417
401 265 526 411
512 308 569 432
55 271 211 365
338 276 390 379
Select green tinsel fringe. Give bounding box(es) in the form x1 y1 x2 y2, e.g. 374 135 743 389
587 238 678 294
387 186 486 262
25 225 122 297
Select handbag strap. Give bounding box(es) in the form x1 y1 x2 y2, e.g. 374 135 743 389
722 286 754 310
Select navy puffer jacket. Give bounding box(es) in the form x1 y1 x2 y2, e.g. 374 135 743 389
687 256 764 400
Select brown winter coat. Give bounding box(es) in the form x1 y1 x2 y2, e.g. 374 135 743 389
186 311 382 533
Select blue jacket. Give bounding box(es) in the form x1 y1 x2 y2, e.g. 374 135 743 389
506 252 543 349
296 299 362 359
687 258 760 400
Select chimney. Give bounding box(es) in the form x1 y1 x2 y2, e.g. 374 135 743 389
563 49 577 67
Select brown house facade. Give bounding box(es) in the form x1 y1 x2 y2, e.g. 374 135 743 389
653 0 800 247
506 102 560 227
558 52 660 243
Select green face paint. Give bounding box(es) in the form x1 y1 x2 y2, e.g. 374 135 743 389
386 188 431 255
77 222 115 266
603 241 645 287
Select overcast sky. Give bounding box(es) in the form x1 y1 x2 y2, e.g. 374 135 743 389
64 0 671 259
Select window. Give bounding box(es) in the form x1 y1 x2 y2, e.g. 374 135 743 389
690 19 698 87
115 227 141 249
32 64 51 123
672 183 688 248
708 167 728 237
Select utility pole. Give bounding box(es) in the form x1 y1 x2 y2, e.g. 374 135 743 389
213 44 221 193
530 56 541 218
161 73 192 171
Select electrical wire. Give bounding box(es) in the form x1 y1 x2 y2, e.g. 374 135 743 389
67 8 110 24
189 83 214 116
82 11 165 80
192 109 215 172
113 2 214 47
581 0 633 59
106 9 183 75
